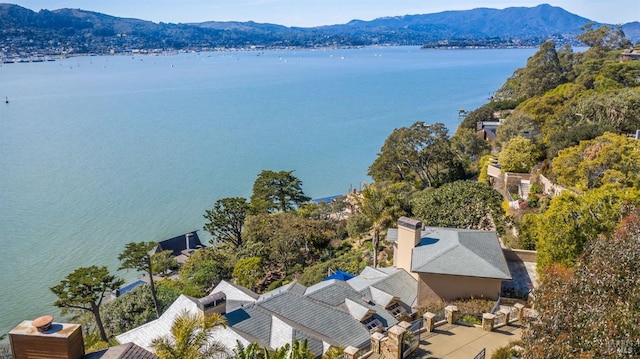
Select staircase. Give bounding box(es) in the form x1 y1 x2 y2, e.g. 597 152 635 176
519 180 531 199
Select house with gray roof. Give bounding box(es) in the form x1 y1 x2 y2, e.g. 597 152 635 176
389 217 511 305
116 270 417 358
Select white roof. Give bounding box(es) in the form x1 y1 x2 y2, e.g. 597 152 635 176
116 294 249 353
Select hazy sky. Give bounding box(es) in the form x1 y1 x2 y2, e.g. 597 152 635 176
8 1 640 27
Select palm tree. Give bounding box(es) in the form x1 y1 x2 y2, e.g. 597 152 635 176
233 340 313 359
349 184 397 268
233 341 262 359
151 310 229 359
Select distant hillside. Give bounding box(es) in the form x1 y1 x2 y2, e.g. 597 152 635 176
328 4 591 38
0 3 637 57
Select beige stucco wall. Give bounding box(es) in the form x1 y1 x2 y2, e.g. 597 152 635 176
396 217 422 280
417 273 502 304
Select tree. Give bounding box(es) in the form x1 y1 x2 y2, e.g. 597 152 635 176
51 266 123 342
119 241 162 319
497 136 540 173
500 41 565 99
152 249 179 276
412 180 506 234
528 185 640 271
521 211 640 358
101 284 157 336
232 257 264 291
450 127 490 166
179 247 232 296
243 212 334 272
495 113 540 148
347 183 405 268
289 340 313 359
250 170 311 214
151 310 228 359
233 340 313 359
233 341 261 359
551 132 640 190
203 197 249 248
577 23 631 58
368 122 463 189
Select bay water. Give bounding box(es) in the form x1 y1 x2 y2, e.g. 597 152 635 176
0 46 536 335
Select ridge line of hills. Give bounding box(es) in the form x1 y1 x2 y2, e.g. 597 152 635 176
1 3 639 58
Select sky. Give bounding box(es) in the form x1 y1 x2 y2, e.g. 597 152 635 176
6 1 640 27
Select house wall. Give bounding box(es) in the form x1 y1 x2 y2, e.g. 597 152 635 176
270 316 293 349
417 273 502 304
396 217 422 280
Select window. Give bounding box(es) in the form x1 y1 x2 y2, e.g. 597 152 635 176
387 302 406 318
362 315 383 332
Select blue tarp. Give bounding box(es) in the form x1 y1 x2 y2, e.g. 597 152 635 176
119 280 146 295
323 270 355 281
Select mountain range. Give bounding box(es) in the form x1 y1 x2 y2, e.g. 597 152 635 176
1 3 638 57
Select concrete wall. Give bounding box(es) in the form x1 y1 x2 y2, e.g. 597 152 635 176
502 248 537 263
417 273 502 304
538 174 566 196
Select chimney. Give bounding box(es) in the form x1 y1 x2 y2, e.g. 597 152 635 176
396 217 422 280
197 292 226 317
9 316 85 359
185 232 191 251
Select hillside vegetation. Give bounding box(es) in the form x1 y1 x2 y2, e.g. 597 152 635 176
35 24 640 356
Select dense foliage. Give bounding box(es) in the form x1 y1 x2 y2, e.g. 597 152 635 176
368 122 464 189
522 211 640 358
412 180 506 233
551 132 640 190
523 185 640 271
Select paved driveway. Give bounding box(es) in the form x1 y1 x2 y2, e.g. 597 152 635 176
409 323 522 359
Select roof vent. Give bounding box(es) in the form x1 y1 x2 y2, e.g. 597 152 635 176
32 315 53 332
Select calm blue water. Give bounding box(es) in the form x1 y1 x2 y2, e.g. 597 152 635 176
0 46 535 335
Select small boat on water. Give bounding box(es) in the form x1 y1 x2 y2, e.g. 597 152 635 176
5 97 8 104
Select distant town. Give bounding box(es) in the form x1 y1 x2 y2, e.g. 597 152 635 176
3 3 637 61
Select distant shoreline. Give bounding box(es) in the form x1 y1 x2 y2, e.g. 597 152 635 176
2 44 541 63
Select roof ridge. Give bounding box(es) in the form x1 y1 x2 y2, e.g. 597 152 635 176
412 240 460 271
458 245 512 279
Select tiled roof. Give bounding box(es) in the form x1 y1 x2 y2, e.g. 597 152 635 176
257 291 371 349
346 266 390 292
411 228 511 280
293 330 324 358
258 281 307 302
344 298 374 321
366 268 418 310
226 305 273 349
304 279 398 327
369 287 396 308
84 342 160 359
349 267 418 312
305 279 362 306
